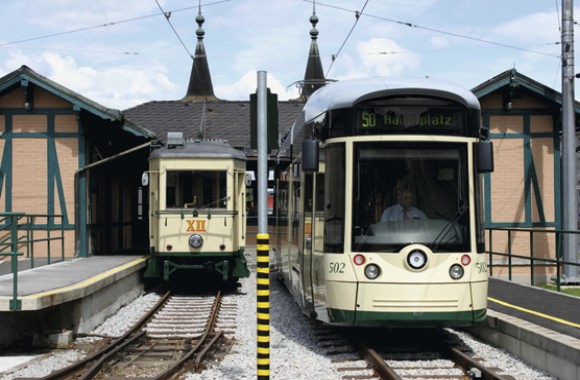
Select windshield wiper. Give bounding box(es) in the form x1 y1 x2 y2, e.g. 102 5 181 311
430 203 468 251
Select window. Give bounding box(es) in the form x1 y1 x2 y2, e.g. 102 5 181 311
352 142 470 252
324 143 346 252
166 170 227 209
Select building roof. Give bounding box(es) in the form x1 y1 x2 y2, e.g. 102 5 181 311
124 99 304 154
0 65 156 140
472 68 580 113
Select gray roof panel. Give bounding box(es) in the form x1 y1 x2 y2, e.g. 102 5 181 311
304 76 481 122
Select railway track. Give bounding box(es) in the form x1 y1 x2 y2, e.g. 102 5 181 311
319 328 517 380
19 290 231 380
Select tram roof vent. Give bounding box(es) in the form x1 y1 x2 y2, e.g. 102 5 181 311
167 132 184 148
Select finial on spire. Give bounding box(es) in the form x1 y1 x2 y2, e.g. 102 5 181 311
310 17 318 40
310 1 318 40
196 1 205 41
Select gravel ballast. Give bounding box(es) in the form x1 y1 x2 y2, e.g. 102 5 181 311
2 270 556 380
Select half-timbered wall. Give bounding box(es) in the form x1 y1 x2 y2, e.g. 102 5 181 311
0 86 78 257
480 91 558 282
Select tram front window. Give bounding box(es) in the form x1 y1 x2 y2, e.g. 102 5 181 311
352 142 470 252
166 170 227 209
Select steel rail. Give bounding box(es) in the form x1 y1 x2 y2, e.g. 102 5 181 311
153 290 224 379
350 332 513 380
445 346 513 380
20 291 172 380
348 335 402 380
20 290 227 380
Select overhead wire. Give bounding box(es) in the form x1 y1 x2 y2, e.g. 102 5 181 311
0 14 154 47
307 0 560 60
325 0 369 77
0 0 564 81
0 0 230 48
154 0 194 59
2 1 560 63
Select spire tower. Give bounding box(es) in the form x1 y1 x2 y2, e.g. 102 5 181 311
301 2 326 99
182 2 218 102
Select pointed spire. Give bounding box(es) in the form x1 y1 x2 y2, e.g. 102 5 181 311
182 2 218 102
301 1 326 100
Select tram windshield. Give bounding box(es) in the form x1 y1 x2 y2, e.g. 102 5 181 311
165 170 227 209
352 142 470 252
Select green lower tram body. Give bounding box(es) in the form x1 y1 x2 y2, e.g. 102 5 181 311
327 307 487 328
144 248 250 282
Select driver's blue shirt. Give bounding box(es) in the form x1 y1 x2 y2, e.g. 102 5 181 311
381 204 427 222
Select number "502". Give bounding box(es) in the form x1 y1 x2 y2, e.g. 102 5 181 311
476 262 487 273
329 262 345 273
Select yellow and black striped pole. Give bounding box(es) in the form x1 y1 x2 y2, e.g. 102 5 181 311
256 71 270 379
256 233 270 379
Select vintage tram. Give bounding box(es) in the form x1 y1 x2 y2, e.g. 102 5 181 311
144 132 250 284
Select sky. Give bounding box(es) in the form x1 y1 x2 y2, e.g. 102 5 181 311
0 0 571 110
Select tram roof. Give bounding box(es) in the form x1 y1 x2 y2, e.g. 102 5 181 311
304 76 480 122
149 139 246 161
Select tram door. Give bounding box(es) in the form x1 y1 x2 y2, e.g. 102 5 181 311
302 171 325 317
302 172 315 315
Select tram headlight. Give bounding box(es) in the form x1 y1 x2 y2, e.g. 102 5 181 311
449 264 464 280
189 233 204 248
407 250 427 270
364 264 381 279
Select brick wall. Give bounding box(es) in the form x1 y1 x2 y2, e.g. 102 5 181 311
0 86 78 258
483 93 558 284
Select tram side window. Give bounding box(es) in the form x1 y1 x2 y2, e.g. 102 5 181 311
316 173 325 212
324 143 345 252
166 170 227 209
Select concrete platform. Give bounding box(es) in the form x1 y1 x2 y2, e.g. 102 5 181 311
0 255 147 348
466 278 580 380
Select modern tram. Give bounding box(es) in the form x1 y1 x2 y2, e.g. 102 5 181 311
143 132 250 284
274 77 494 327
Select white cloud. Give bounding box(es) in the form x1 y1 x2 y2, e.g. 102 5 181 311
2 0 577 108
429 36 451 49
215 71 299 101
491 11 559 43
1 50 178 110
338 38 420 79
24 0 161 30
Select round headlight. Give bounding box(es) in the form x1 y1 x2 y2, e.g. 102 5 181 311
364 264 381 279
189 233 203 248
449 264 464 280
407 250 427 270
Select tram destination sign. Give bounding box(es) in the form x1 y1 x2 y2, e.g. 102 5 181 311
355 106 463 134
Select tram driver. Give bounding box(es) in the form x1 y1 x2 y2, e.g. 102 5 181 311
381 188 426 222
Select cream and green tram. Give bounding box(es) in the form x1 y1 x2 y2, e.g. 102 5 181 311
274 77 493 327
144 133 250 284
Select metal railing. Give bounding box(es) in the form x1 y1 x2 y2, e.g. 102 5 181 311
487 227 580 292
23 214 66 266
0 212 66 310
